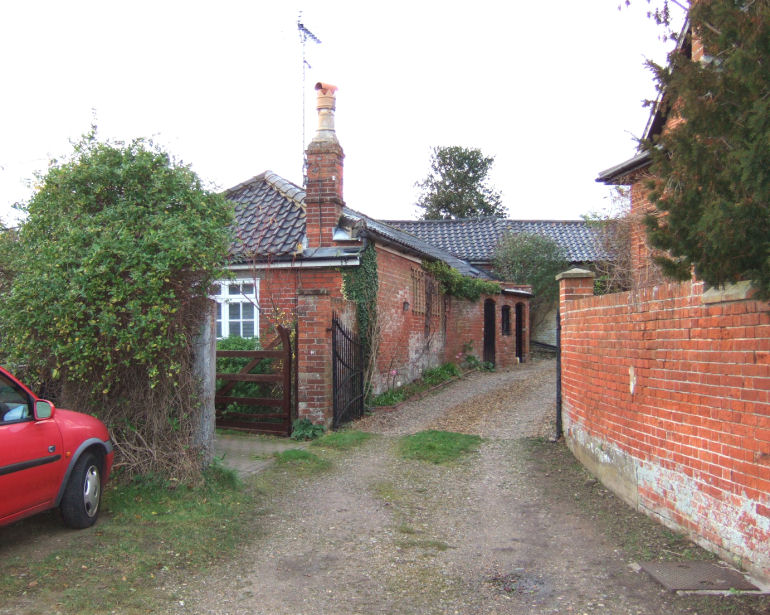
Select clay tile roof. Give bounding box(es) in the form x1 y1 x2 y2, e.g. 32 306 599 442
385 218 604 264
502 220 604 263
225 172 593 274
341 208 491 279
225 171 306 262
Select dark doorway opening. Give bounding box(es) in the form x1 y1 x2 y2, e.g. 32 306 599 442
515 302 525 362
483 299 496 366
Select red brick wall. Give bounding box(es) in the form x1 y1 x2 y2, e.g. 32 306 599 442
444 294 528 369
558 270 770 581
254 265 352 425
372 246 446 392
250 247 531 421
369 246 530 394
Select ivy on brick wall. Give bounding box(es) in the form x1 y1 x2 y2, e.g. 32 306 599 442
341 242 379 358
422 260 500 302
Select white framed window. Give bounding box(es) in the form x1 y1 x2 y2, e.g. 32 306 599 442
211 279 259 338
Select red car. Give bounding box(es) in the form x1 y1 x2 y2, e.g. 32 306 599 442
0 366 113 528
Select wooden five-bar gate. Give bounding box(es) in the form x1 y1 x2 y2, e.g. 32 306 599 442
215 326 293 436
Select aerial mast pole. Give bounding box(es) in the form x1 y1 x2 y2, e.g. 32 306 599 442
297 12 321 183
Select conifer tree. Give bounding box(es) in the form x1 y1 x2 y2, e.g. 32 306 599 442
416 146 506 220
642 0 770 297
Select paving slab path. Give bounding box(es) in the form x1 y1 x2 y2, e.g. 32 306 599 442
172 358 770 615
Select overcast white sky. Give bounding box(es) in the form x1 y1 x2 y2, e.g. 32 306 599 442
0 1 682 226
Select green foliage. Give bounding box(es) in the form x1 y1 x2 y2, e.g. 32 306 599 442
422 260 500 302
421 362 461 386
0 132 232 477
416 146 506 220
368 362 462 407
341 242 379 359
290 418 326 441
493 232 567 325
459 353 494 372
398 430 483 464
493 232 567 299
311 429 374 450
215 336 278 417
369 387 409 407
216 336 268 376
643 1 770 298
273 448 331 473
0 461 252 612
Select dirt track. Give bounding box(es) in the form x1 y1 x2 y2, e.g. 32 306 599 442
172 358 770 615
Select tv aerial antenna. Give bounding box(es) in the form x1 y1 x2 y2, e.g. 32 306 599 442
298 12 321 181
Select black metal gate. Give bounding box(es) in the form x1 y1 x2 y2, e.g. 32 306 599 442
483 298 496 366
332 313 365 429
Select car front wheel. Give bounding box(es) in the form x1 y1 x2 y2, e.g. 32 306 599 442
60 451 102 528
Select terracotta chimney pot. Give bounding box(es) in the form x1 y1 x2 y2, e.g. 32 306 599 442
312 82 339 144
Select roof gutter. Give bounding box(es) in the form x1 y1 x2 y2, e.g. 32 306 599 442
228 256 360 271
595 150 651 185
501 288 533 298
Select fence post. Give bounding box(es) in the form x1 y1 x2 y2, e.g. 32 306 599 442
191 299 217 467
278 325 292 436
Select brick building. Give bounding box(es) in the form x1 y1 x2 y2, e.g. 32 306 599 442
218 83 530 426
559 20 770 582
386 217 604 346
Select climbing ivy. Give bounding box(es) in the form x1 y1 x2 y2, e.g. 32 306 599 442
341 242 379 359
422 260 500 302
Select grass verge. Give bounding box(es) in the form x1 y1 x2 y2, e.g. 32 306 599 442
273 449 332 474
0 461 255 614
398 430 482 464
311 429 375 450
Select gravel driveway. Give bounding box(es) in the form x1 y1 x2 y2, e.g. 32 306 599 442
172 358 769 615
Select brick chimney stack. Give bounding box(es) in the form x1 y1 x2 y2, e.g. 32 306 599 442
305 82 344 248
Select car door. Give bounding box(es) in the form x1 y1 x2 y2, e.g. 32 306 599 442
0 374 64 523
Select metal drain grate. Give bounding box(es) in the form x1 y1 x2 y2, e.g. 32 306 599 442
639 561 759 592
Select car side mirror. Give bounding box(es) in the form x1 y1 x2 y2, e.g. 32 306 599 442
35 400 55 420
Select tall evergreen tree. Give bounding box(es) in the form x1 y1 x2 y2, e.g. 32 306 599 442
642 0 770 297
416 146 506 220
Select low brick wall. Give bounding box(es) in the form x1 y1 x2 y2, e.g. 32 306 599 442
558 270 770 581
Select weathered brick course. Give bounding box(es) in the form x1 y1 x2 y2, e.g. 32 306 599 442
559 270 770 581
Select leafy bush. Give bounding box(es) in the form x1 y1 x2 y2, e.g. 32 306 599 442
369 362 462 407
290 418 326 441
0 133 232 479
422 362 461 386
369 388 409 407
493 232 567 331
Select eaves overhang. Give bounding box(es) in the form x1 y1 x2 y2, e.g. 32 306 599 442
228 247 362 271
501 288 533 298
595 151 651 185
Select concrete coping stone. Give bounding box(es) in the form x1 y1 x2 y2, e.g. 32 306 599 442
555 268 595 282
